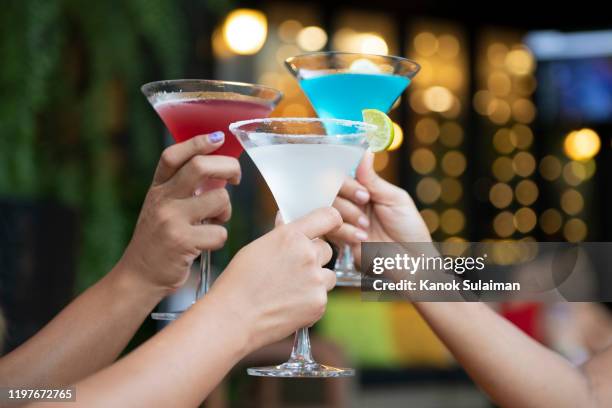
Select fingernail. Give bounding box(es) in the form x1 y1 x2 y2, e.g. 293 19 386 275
357 215 370 228
355 189 370 203
208 131 224 143
355 230 368 241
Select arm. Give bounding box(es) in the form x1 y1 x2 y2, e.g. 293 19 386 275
37 208 341 407
332 151 608 408
0 132 238 387
0 265 164 387
414 302 597 408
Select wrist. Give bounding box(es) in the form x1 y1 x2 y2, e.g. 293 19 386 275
198 287 253 358
107 260 168 310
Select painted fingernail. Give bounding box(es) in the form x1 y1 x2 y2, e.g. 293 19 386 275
208 131 224 143
357 215 370 228
355 230 368 241
355 189 370 203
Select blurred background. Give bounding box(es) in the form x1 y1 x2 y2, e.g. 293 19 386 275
1 0 611 406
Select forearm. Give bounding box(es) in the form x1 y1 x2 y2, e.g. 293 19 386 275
414 302 595 408
0 263 164 387
69 290 248 407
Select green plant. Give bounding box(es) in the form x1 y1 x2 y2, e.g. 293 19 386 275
0 0 227 291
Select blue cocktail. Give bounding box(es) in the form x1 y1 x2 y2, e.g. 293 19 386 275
286 52 420 286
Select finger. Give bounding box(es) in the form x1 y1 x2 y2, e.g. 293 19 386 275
356 151 409 205
327 224 368 245
168 155 241 198
313 238 333 265
333 197 369 229
178 188 232 224
190 224 228 251
153 131 225 184
338 176 370 205
319 268 336 291
290 207 342 240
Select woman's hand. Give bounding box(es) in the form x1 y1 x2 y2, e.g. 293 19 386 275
118 131 240 295
208 207 342 353
329 151 431 264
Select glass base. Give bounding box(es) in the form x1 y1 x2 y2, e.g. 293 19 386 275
247 361 355 378
151 311 184 321
335 270 362 287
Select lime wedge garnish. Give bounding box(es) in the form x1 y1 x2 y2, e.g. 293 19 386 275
362 109 394 152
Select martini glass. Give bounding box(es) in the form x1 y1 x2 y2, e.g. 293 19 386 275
142 79 282 320
285 52 420 287
230 117 374 377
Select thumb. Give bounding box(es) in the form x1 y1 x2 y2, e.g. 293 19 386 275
356 150 409 205
355 151 385 199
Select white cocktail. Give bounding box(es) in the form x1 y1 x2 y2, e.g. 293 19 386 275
230 118 373 377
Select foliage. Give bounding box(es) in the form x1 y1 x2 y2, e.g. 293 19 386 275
0 0 224 291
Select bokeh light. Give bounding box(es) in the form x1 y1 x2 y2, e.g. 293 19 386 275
416 177 441 204
440 209 465 235
489 182 513 209
511 98 536 123
563 218 587 242
441 151 466 177
388 122 404 151
505 46 535 75
358 33 388 54
561 189 584 215
515 180 538 206
539 155 562 181
563 161 587 186
493 211 515 237
414 32 438 56
514 207 537 233
439 122 464 147
423 86 454 112
512 152 536 177
473 90 492 115
440 178 463 204
278 19 302 43
563 128 601 161
297 26 327 51
493 128 515 154
223 9 268 55
488 72 512 96
415 118 440 144
486 98 512 124
411 148 437 174
540 209 562 235
511 124 533 149
492 157 515 182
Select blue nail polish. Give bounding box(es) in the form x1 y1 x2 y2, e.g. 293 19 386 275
208 131 224 143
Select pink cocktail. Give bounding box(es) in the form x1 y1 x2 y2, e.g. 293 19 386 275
154 98 274 157
141 80 282 321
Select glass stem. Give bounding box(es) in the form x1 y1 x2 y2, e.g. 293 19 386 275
335 244 356 272
288 327 315 365
195 249 211 301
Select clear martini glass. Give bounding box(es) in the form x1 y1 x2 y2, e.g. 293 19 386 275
230 117 374 377
141 79 282 320
285 52 420 287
